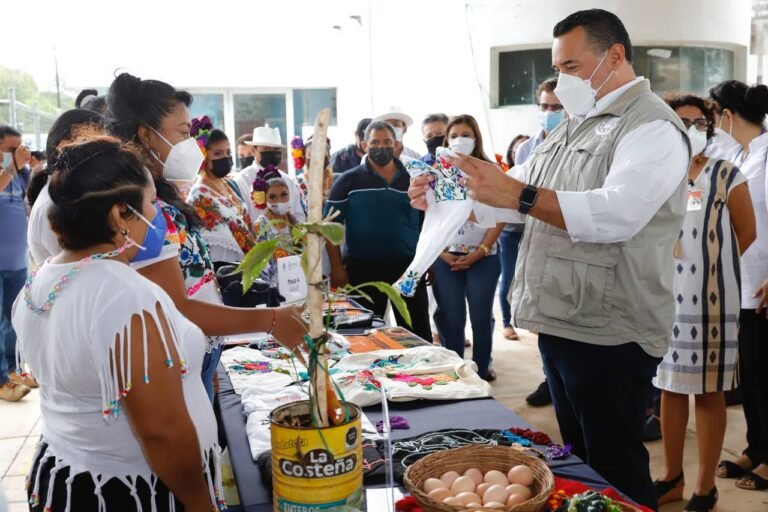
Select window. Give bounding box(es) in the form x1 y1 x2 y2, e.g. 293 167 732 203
497 49 554 106
293 89 338 137
189 93 225 130
233 93 287 144
633 46 734 96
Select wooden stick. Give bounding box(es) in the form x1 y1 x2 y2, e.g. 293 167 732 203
308 108 331 427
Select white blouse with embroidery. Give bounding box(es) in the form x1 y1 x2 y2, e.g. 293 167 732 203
12 259 223 511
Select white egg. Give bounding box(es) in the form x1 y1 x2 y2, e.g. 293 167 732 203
423 477 448 493
442 496 461 505
427 488 452 502
506 484 532 500
482 484 508 505
454 492 482 506
440 471 461 487
507 465 534 486
484 469 509 486
475 482 492 497
463 467 484 485
484 502 505 509
507 492 529 506
450 475 476 495
466 503 482 508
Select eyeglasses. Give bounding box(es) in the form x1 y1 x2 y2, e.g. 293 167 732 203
680 117 709 131
538 103 564 112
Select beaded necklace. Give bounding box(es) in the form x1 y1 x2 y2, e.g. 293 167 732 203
24 245 128 315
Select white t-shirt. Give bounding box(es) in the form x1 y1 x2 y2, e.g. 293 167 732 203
12 260 222 507
27 184 62 265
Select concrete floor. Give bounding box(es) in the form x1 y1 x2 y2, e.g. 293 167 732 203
2 312 767 511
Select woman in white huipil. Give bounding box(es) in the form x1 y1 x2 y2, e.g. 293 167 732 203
13 135 222 511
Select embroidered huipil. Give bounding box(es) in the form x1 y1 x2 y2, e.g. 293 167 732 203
11 260 224 511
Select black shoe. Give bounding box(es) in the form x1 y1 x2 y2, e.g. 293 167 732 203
643 415 662 442
684 486 717 511
525 380 551 406
482 368 497 382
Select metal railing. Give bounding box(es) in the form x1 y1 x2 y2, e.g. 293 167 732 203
0 87 59 150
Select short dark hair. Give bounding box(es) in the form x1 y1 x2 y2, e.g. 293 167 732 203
663 93 715 140
422 113 449 127
553 9 633 63
30 150 45 161
206 129 229 149
356 118 373 140
0 125 21 140
48 132 151 250
237 133 253 146
536 78 558 97
364 121 396 141
709 80 768 127
106 72 199 228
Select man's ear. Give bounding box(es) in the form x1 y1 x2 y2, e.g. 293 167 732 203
361 141 369 153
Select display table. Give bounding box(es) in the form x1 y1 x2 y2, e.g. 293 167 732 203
216 365 633 512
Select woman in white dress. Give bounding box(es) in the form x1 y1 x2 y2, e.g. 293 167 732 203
13 134 222 511
654 94 756 511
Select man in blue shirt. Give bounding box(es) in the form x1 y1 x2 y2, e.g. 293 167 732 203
0 125 34 402
325 121 431 341
330 117 371 175
420 113 449 167
514 78 564 166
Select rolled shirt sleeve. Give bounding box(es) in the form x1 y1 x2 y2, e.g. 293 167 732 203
556 120 689 244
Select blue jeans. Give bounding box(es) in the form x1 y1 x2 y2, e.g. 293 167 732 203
433 255 500 378
201 344 223 402
0 269 26 385
498 230 523 327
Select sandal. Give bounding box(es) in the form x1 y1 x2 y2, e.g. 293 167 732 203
654 471 684 505
503 326 520 340
684 487 717 512
716 455 755 479
735 471 768 491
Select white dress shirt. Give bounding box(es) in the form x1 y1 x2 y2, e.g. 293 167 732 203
507 77 689 244
233 164 307 225
731 132 768 308
27 184 62 265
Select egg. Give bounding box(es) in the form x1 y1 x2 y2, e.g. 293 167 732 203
440 471 461 487
427 488 453 502
463 467 484 486
484 469 509 486
442 496 461 505
451 475 476 494
454 492 482 506
466 503 482 508
423 477 448 493
484 502 505 509
506 484 532 500
507 492 529 506
507 465 534 486
482 484 508 505
475 482 492 497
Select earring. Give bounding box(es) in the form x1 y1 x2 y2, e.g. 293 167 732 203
121 229 129 236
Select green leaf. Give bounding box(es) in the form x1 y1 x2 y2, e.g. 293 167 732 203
300 222 345 246
360 281 412 327
236 239 280 292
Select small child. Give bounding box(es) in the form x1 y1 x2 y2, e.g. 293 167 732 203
253 177 297 284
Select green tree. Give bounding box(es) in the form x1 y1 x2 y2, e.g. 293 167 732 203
0 66 74 114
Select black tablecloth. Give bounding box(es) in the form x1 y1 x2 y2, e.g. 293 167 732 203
216 365 630 512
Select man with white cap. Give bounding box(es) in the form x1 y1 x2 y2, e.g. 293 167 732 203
373 107 423 160
233 126 307 224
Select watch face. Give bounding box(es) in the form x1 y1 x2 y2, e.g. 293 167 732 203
520 186 537 205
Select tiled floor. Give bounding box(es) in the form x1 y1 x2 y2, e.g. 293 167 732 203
2 318 767 511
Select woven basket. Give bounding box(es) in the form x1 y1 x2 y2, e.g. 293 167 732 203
403 445 554 512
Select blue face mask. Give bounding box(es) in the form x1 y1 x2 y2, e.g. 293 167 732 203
2 152 13 168
539 110 565 133
126 203 168 263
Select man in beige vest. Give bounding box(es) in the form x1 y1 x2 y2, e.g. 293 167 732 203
409 9 689 510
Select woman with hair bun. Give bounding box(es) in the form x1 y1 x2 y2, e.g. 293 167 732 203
709 80 768 491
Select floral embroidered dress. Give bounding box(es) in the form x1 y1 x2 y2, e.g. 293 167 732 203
253 211 294 285
187 177 256 264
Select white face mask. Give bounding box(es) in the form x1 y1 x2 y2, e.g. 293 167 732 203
554 52 614 116
687 125 708 156
392 127 404 141
449 137 476 155
710 111 741 157
268 202 291 216
150 128 204 181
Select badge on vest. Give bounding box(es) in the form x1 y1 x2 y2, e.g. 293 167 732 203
595 117 621 136
687 189 703 211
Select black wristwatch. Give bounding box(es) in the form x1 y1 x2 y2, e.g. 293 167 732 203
518 184 538 214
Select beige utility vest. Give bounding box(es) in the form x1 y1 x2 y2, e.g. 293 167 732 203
512 80 690 357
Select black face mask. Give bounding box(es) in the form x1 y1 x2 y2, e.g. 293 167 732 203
425 135 446 156
259 151 282 168
240 155 255 168
210 156 233 178
368 147 394 166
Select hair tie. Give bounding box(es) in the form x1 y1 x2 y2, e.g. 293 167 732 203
291 136 305 172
